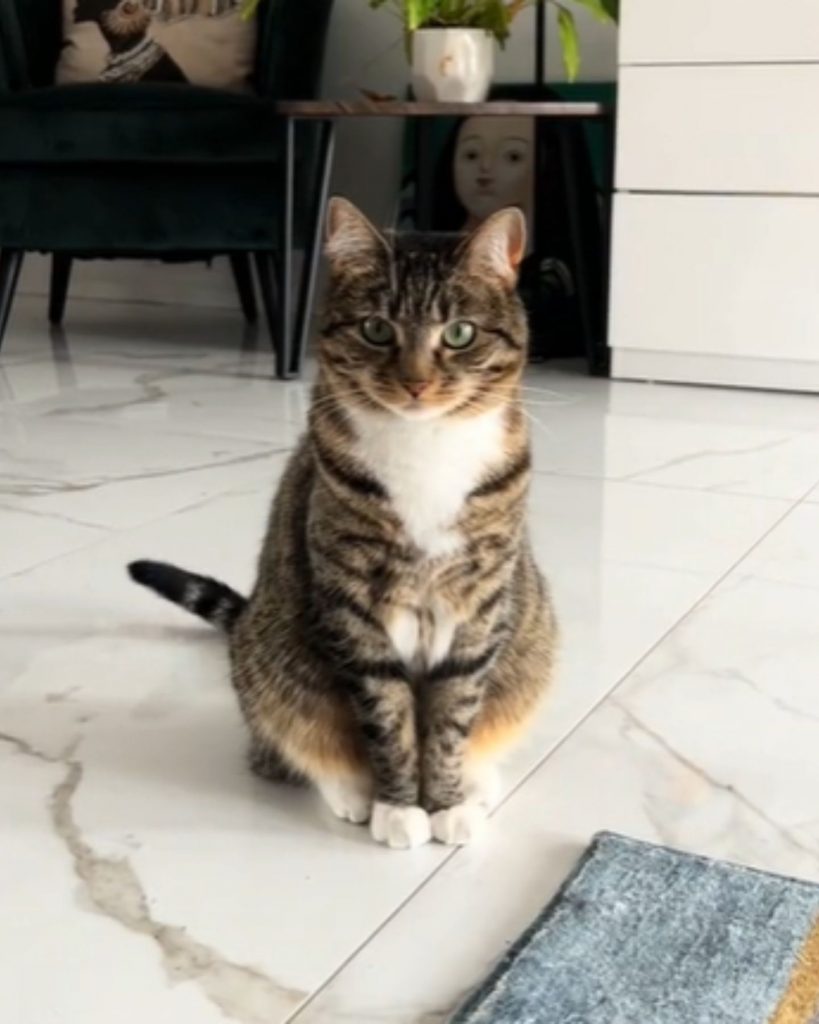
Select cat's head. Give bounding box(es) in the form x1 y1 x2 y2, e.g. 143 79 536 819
319 198 528 420
74 0 151 36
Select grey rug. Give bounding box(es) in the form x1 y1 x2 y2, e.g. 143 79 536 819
451 832 819 1024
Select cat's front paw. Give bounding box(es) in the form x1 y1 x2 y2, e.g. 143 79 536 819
430 802 486 845
370 802 432 850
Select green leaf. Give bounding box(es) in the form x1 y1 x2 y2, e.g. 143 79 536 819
240 0 263 19
555 3 580 80
600 0 619 20
567 0 617 22
405 0 427 31
369 0 531 46
475 0 511 43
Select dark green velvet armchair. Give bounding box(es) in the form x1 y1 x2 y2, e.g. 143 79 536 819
0 0 334 375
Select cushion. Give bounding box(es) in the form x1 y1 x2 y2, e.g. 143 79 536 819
56 0 257 92
0 83 281 164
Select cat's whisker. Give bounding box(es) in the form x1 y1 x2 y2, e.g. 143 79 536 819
521 407 555 438
518 384 574 396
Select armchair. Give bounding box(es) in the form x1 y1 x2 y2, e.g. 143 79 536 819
0 0 334 377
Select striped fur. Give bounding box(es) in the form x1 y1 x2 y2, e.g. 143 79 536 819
128 198 557 849
128 560 246 632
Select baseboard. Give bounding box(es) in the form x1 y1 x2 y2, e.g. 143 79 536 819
613 348 819 394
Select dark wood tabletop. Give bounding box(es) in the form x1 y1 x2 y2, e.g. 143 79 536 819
275 99 610 119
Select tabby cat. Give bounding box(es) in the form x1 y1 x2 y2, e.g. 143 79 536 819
129 197 556 849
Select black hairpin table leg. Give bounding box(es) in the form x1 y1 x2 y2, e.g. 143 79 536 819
557 125 597 377
595 109 616 377
415 120 435 231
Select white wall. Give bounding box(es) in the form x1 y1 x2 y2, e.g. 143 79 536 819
19 1 617 310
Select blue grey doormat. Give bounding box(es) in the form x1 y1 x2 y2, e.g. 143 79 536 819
451 832 819 1024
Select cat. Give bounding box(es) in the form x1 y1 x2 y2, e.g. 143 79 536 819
73 0 189 84
128 198 557 849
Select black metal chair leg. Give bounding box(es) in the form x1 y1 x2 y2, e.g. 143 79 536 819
0 249 23 350
254 252 285 376
276 115 296 380
49 254 73 325
290 119 335 378
229 253 257 324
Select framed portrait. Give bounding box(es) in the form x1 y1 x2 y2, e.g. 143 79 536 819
398 82 615 363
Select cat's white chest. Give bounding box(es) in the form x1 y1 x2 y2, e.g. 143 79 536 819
350 407 506 558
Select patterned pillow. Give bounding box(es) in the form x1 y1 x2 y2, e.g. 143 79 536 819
56 1 258 92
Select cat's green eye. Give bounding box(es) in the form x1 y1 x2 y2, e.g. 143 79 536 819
442 320 477 350
360 316 396 346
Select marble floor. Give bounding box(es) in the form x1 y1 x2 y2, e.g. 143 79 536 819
2 297 819 1024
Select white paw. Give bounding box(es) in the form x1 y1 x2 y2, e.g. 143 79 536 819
464 763 502 811
319 777 373 825
430 802 486 845
370 802 432 850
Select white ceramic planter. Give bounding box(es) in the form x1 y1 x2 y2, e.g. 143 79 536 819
411 28 495 102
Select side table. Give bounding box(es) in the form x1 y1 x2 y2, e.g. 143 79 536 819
273 99 614 380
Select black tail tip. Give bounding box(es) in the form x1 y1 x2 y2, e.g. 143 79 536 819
127 560 162 586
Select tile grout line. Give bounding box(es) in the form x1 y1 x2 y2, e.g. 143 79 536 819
284 480 819 1024
485 477 819 832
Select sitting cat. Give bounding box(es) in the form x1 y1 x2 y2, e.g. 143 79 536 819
73 0 188 84
129 198 557 849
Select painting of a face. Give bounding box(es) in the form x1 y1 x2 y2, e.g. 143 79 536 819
454 116 534 226
74 0 151 36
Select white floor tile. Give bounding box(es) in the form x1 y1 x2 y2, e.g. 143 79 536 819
0 413 288 529
524 367 819 499
0 503 106 578
2 299 818 1023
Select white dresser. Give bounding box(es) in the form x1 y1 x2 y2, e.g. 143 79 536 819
609 0 819 393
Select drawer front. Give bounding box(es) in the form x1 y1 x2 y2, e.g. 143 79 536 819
616 65 819 194
609 193 819 363
621 0 819 64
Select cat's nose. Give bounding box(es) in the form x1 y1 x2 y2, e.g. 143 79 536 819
402 381 430 399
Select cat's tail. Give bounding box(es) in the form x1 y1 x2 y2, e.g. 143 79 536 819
127 560 247 633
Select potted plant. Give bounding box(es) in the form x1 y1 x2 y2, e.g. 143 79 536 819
368 0 618 101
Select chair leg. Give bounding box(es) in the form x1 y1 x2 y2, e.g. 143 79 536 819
229 253 257 324
0 249 23 351
49 254 73 326
253 251 285 378
290 119 335 378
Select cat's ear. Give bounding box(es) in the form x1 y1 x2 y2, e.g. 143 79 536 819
460 207 527 287
325 196 389 266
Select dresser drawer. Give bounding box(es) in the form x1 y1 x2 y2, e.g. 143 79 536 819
617 64 819 194
621 0 819 64
610 193 819 364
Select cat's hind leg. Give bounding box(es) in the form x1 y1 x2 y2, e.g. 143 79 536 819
463 757 502 811
249 736 307 786
317 773 373 825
